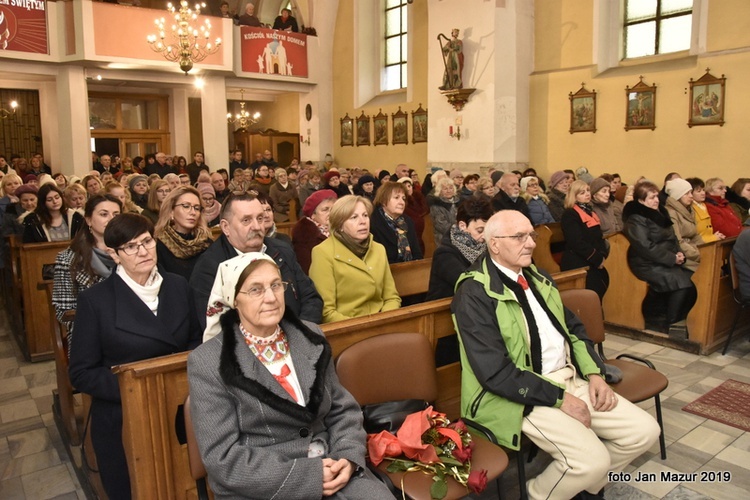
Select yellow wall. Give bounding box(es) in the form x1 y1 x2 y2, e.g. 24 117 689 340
531 0 750 186
229 93 301 152
331 0 429 176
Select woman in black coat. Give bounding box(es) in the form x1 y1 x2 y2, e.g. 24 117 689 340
69 214 202 499
370 181 423 263
622 181 697 338
560 180 610 300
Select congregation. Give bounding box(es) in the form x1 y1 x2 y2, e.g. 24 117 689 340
1 149 750 500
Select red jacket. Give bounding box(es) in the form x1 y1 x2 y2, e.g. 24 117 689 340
706 194 742 237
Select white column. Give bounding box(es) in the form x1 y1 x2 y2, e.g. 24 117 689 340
56 66 91 178
200 76 230 171
170 88 190 156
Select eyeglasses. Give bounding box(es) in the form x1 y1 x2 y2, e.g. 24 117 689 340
117 236 157 255
176 203 203 213
492 231 539 243
237 281 288 299
156 188 171 195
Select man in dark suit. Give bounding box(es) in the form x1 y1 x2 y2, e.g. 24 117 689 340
186 151 210 184
94 154 120 175
190 192 322 329
235 2 261 27
229 150 249 177
492 172 531 222
145 152 172 178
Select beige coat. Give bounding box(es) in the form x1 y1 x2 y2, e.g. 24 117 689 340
665 197 703 272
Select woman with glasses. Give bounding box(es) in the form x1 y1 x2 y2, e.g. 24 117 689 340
141 179 171 224
23 184 85 243
154 186 213 281
189 252 393 499
69 213 202 500
704 177 742 238
520 176 555 226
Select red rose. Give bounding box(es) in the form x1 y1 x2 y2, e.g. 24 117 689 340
451 442 473 463
449 419 468 434
468 469 488 494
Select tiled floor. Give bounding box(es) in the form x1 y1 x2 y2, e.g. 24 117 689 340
0 304 748 499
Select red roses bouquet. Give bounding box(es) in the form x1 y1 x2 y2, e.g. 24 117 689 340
366 406 488 499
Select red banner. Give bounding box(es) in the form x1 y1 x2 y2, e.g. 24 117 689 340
240 27 308 78
0 0 48 54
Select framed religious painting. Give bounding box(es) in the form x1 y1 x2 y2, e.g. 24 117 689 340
688 68 726 127
391 106 408 145
356 111 370 146
373 109 388 145
569 84 596 133
412 104 428 143
340 114 353 147
625 76 656 131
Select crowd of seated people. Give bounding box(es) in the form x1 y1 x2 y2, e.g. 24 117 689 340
7 147 750 498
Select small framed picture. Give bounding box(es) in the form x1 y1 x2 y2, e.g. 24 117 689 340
412 104 428 143
340 114 353 147
391 106 408 145
356 111 370 147
373 109 388 145
569 84 596 133
688 68 726 127
625 76 656 131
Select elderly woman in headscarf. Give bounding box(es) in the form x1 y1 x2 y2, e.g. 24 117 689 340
190 252 394 499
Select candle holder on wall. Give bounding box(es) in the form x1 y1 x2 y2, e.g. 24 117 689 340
449 124 461 141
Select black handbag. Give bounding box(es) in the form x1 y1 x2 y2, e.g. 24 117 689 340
361 399 430 434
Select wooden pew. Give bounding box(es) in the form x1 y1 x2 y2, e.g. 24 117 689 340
602 233 739 354
113 268 587 500
13 240 69 361
390 257 432 298
532 223 564 274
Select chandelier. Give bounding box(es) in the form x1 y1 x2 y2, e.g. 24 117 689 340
227 90 261 130
147 1 221 75
0 100 17 119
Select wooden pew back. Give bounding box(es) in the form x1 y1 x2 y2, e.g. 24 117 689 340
14 240 69 361
532 223 564 274
390 258 432 298
114 268 586 499
602 233 739 353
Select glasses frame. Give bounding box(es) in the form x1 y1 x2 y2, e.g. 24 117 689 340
175 202 204 213
117 236 157 255
492 231 540 243
237 281 289 299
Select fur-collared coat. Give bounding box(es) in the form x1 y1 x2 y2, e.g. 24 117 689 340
187 310 394 499
622 200 694 292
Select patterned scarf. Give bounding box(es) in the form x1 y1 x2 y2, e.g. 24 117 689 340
307 216 330 238
158 224 212 259
380 207 412 262
334 230 371 259
449 224 486 264
203 200 221 222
